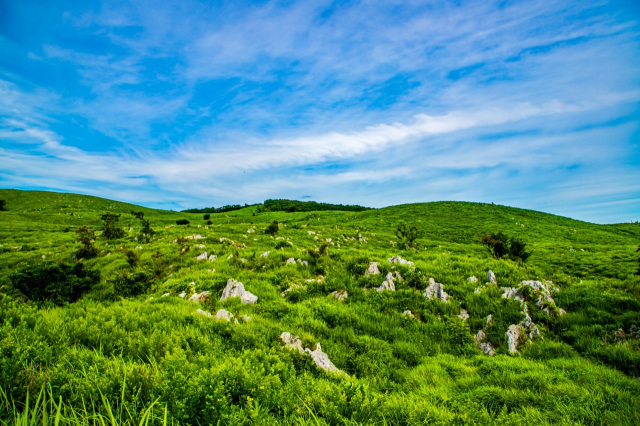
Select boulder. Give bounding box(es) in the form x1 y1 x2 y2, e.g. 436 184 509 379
387 256 414 266
331 290 348 301
220 279 258 304
305 343 342 374
280 332 304 353
468 276 478 283
376 272 396 292
506 324 522 354
179 291 186 298
189 291 210 302
215 309 234 322
487 270 496 284
424 278 449 302
196 308 212 317
196 252 208 261
365 262 381 275
501 287 524 302
286 257 296 265
480 342 495 356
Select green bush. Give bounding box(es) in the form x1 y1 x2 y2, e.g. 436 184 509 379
112 271 154 298
75 225 98 260
265 220 279 236
0 199 5 211
9 262 100 305
100 213 125 240
176 219 190 225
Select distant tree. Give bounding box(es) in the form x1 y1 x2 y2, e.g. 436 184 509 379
123 248 140 268
100 213 125 240
265 220 279 236
203 214 211 220
176 219 190 225
130 211 145 220
75 226 98 260
206 220 213 225
0 199 6 211
396 223 419 249
481 231 509 259
138 218 155 243
481 231 531 263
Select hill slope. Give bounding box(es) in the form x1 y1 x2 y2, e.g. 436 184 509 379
0 189 639 425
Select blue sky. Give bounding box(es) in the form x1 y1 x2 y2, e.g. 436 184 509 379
1 0 639 223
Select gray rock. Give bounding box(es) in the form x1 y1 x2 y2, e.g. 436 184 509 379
196 252 208 261
178 291 186 298
459 309 469 321
220 279 258 304
189 291 210 302
286 257 296 264
424 278 449 302
475 329 486 344
506 324 522 354
469 276 478 283
366 262 381 275
196 308 212 317
280 332 304 353
331 290 348 301
487 270 496 284
260 251 270 258
480 342 495 356
305 343 343 374
215 309 234 322
402 310 415 318
501 287 524 302
387 256 414 266
376 272 396 292
208 254 216 261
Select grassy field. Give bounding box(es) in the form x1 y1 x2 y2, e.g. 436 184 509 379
0 188 639 425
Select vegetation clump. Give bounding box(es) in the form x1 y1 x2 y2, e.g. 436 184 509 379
395 222 419 249
75 225 98 259
176 218 190 225
0 199 5 211
481 231 531 263
265 220 279 236
100 213 125 239
9 262 99 304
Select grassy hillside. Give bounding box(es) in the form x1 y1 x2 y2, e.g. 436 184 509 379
0 189 639 425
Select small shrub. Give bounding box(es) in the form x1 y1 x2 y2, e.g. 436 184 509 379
0 199 5 211
265 220 279 236
123 248 140 267
275 241 292 250
481 231 531 263
100 213 125 240
176 219 190 225
130 211 144 220
9 262 100 305
395 223 419 249
203 214 211 220
75 225 98 260
206 220 213 225
113 271 154 298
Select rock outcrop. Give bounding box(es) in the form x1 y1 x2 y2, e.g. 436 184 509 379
280 332 343 374
331 290 348 301
424 278 449 302
376 272 396 292
215 309 234 322
196 252 208 261
365 262 381 275
387 256 414 266
459 309 469 321
506 324 522 354
286 257 296 265
487 270 496 284
468 276 478 283
220 279 258 304
189 291 210 302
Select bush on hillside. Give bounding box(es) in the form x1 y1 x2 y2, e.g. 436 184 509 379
130 211 144 220
481 231 531 263
9 262 100 305
203 214 211 220
0 199 5 211
265 220 279 236
395 223 419 249
100 213 126 240
176 219 190 225
75 225 98 260
113 271 154 298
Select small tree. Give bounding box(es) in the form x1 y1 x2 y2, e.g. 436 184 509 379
138 218 155 243
123 248 140 267
203 214 211 220
481 231 509 259
176 219 190 225
509 237 531 263
396 223 419 249
101 213 125 240
0 199 6 211
75 226 98 260
131 211 145 220
265 220 279 236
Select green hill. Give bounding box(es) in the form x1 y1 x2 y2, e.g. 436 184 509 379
0 189 639 425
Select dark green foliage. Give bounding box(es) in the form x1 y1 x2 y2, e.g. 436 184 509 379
395 223 419 249
75 225 98 260
275 241 291 249
9 262 99 304
112 271 153 297
265 220 279 236
176 219 190 225
206 220 213 225
636 245 640 275
481 231 532 263
0 199 5 211
123 248 140 267
182 204 252 213
308 242 329 261
100 213 125 240
130 211 144 220
203 214 211 220
263 199 372 213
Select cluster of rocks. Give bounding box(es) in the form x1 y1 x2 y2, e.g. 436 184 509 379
387 256 414 266
474 315 496 356
286 257 309 267
377 272 403 292
220 279 258 304
280 332 343 375
196 251 216 261
423 278 448 302
331 290 348 301
501 280 565 316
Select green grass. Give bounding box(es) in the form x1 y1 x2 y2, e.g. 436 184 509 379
0 188 639 425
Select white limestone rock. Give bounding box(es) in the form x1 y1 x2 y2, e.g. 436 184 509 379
196 308 212 317
179 291 186 298
196 252 208 261
286 257 296 265
189 291 210 302
402 310 415 318
260 251 270 258
208 254 216 261
280 332 304 353
506 324 522 354
424 278 449 302
220 279 258 304
305 343 342 374
365 262 381 275
387 256 414 266
487 270 497 284
468 276 478 283
215 309 234 322
331 290 348 301
459 309 469 321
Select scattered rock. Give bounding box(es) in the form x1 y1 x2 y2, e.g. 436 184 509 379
331 290 348 301
281 284 306 297
424 278 449 302
220 279 258 304
261 251 270 258
506 324 522 354
480 342 495 356
305 343 342 374
487 270 496 284
215 309 234 322
208 254 216 261
468 276 478 283
187 234 205 240
162 293 170 297
196 252 208 261
196 308 212 317
365 262 381 275
501 287 524 302
179 291 186 298
307 231 316 235
297 259 309 267
286 257 296 265
459 309 469 321
280 332 304 353
485 314 493 326
402 310 415 318
189 291 210 302
247 229 255 233
387 256 414 266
